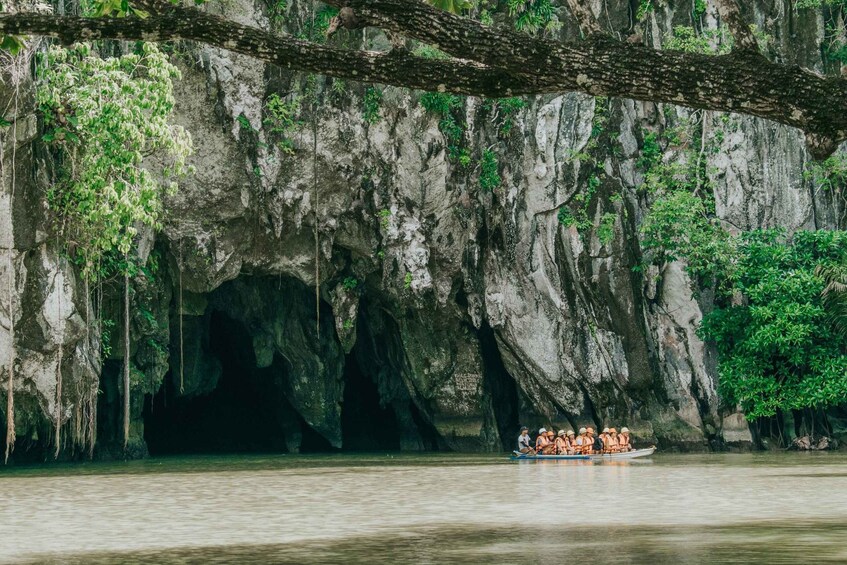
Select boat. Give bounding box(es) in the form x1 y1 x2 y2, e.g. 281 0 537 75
510 446 656 461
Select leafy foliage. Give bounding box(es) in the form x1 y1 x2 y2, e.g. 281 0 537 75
419 91 465 160
507 0 559 34
805 152 847 193
37 43 193 279
483 97 527 137
342 276 359 291
264 93 301 154
362 86 383 125
479 149 501 191
817 255 847 338
698 230 847 419
641 190 734 287
664 25 731 55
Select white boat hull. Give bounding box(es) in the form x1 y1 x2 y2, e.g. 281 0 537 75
510 446 656 461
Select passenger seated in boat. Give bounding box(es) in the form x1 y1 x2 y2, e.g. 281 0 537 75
575 427 588 453
518 426 535 454
586 427 598 455
535 428 550 453
618 427 632 451
600 427 611 452
544 431 557 454
606 428 620 453
555 430 568 454
565 430 576 454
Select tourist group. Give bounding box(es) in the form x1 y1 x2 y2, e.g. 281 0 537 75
518 426 634 455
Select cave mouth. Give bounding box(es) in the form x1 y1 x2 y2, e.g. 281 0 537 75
142 306 408 456
143 310 334 456
480 323 520 451
341 351 401 452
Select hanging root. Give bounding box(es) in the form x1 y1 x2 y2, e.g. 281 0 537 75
54 270 64 460
123 267 130 450
3 53 23 464
179 236 184 395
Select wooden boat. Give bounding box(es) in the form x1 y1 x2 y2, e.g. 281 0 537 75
510 446 656 461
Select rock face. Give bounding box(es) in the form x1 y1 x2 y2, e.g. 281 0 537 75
1 0 845 459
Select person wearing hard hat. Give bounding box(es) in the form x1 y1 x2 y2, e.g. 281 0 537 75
607 428 620 453
618 427 633 451
563 430 576 454
600 427 612 452
555 430 568 455
535 428 550 453
575 427 588 454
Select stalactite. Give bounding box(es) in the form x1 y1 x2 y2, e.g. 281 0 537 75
123 264 130 449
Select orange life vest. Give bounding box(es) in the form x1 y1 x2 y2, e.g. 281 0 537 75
555 437 567 454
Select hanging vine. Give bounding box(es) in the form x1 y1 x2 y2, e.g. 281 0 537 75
122 264 130 448
178 233 184 395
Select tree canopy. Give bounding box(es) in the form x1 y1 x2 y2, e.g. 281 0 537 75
0 0 845 158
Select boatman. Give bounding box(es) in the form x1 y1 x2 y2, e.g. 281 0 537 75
518 426 535 454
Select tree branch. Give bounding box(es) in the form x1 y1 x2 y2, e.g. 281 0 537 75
0 10 539 96
1 3 845 158
714 0 758 52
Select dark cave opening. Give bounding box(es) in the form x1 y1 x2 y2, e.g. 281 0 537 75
480 324 520 451
340 351 401 452
144 311 301 455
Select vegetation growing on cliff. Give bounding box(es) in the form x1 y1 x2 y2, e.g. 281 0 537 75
641 126 847 421
36 42 192 452
38 42 192 278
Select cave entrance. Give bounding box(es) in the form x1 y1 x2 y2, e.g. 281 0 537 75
341 350 401 451
143 311 304 455
480 324 520 451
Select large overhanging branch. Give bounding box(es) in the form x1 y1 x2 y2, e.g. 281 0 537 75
327 0 847 158
1 0 846 158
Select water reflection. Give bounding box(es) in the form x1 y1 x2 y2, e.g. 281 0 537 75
3 453 847 564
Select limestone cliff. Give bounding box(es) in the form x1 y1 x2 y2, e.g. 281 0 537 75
1 0 844 460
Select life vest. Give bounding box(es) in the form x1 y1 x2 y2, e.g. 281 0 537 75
619 434 631 450
605 434 618 452
536 435 549 450
555 437 567 454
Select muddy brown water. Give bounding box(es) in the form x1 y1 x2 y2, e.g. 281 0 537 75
2 452 847 564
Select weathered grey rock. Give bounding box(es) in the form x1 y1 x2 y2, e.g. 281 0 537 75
4 0 846 458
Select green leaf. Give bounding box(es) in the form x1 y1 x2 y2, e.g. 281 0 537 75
0 35 25 56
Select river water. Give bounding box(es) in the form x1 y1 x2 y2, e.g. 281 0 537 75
2 452 847 564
